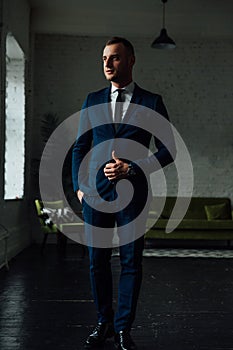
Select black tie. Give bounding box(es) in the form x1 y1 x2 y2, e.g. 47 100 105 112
114 89 124 126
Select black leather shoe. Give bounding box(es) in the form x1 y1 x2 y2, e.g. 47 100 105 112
114 330 137 350
84 322 115 348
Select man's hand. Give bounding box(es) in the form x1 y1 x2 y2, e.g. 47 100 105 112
104 151 129 181
76 189 84 203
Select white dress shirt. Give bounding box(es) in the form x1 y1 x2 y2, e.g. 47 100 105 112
110 81 135 121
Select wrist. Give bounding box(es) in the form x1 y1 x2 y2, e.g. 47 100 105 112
127 162 136 177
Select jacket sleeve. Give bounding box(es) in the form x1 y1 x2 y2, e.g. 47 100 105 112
72 95 93 193
135 95 176 174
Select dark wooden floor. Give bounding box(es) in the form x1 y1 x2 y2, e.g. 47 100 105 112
1 244 233 350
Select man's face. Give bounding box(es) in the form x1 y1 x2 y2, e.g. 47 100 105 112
102 43 135 85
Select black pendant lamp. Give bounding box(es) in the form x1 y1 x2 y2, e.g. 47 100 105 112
151 0 176 49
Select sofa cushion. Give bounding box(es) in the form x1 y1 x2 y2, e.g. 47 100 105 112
151 219 233 230
149 197 232 220
204 202 231 220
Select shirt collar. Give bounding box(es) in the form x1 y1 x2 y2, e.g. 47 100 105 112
111 81 135 94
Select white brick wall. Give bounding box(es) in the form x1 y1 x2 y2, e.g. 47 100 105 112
5 57 25 199
32 35 233 204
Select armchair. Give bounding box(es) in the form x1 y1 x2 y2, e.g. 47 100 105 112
35 199 86 256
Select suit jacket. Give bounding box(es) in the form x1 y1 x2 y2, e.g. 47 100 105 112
72 83 176 202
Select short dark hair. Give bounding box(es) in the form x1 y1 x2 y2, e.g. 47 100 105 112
105 37 135 57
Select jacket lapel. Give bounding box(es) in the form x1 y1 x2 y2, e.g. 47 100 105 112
102 86 116 133
118 83 143 128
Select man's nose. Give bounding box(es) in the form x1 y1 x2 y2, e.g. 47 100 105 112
105 59 112 68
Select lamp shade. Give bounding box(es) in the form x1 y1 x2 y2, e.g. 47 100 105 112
151 28 176 49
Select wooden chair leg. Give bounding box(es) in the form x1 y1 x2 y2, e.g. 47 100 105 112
41 233 49 255
56 231 67 257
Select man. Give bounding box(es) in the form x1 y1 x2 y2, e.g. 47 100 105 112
72 37 175 349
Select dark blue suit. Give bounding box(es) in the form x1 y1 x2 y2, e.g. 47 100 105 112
72 83 175 332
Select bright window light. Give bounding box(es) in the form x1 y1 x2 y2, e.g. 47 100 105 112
4 33 25 200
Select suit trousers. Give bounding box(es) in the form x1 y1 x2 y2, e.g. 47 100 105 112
82 194 147 332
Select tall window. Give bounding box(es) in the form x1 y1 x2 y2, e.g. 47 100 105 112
4 33 25 200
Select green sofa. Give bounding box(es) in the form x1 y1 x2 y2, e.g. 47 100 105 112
145 197 233 242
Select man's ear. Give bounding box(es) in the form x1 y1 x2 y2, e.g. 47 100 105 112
129 55 135 68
